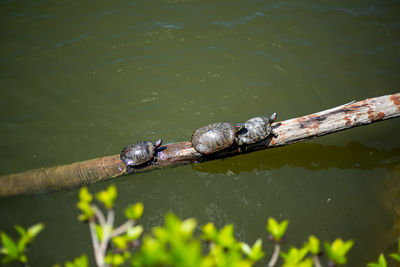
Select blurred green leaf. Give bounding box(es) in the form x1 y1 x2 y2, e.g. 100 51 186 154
106 252 125 267
2 255 16 264
26 223 44 242
162 213 198 243
0 232 18 258
367 254 387 267
79 187 92 203
389 239 400 262
181 218 197 238
167 238 202 267
123 251 131 259
389 253 400 262
307 235 320 255
19 254 27 263
152 226 169 243
267 218 288 242
125 225 143 241
216 224 236 248
281 246 310 266
14 226 26 237
250 239 264 261
132 213 211 267
124 203 144 220
1 224 43 265
132 236 167 267
0 247 7 255
96 185 117 209
283 258 313 267
208 242 252 267
16 239 27 254
241 239 264 262
241 242 252 256
165 213 181 231
112 236 128 250
324 239 353 265
77 201 94 221
63 254 89 267
201 222 217 241
108 184 117 201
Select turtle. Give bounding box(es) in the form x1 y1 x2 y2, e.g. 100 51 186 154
191 122 244 154
120 139 162 173
235 113 278 146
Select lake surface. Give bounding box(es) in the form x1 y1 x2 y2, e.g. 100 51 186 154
0 0 400 266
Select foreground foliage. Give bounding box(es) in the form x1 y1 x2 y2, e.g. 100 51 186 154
1 185 399 267
0 223 44 265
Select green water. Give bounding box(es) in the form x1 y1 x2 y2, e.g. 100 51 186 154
1 0 400 266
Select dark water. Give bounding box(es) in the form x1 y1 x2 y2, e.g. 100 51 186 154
0 0 400 266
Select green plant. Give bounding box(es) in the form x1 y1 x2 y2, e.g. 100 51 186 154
267 218 288 243
53 254 89 267
5 184 400 267
324 239 353 266
280 246 312 267
266 218 288 267
0 223 44 266
367 254 387 267
75 185 144 267
305 236 322 267
389 238 400 263
367 239 400 267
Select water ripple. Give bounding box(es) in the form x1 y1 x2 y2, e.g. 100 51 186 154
111 58 126 64
336 6 382 17
211 11 266 27
54 33 89 48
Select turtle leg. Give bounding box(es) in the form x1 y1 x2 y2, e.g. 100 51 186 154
271 130 279 138
240 145 248 153
235 137 245 152
153 153 159 164
126 165 135 174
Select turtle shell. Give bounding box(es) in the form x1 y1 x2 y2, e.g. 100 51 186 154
235 117 271 145
191 122 236 154
120 141 157 166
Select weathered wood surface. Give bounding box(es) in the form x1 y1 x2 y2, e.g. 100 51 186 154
0 93 399 198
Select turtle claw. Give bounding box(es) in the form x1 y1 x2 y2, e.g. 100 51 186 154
272 131 278 138
239 146 247 153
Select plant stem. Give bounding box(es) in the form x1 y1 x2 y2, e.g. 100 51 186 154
89 205 115 267
98 209 115 266
89 219 102 266
93 205 106 226
313 255 323 267
111 220 134 238
267 244 280 267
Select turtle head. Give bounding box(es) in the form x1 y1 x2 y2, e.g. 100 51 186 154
269 112 277 123
234 123 245 133
154 139 162 148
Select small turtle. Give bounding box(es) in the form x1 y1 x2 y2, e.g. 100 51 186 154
120 139 162 173
191 122 244 154
235 113 278 146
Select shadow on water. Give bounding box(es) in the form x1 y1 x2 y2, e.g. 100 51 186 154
192 141 400 174
378 169 400 252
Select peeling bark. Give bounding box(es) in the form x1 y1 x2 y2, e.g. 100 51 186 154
0 93 399 198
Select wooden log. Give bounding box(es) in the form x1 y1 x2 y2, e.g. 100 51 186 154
0 93 399 198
